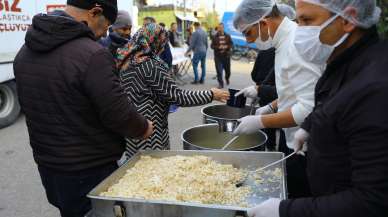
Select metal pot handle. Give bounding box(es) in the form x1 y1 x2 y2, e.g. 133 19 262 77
113 202 126 217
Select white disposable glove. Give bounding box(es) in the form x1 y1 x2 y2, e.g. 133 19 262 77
247 198 281 217
233 115 264 135
235 85 258 99
293 128 309 156
255 105 274 115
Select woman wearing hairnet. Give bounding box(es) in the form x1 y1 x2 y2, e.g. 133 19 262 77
247 1 388 217
233 0 324 199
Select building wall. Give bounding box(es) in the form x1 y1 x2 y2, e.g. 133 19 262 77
138 8 177 28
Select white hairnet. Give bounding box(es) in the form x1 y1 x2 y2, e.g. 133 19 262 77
233 0 276 32
277 4 296 20
297 0 381 28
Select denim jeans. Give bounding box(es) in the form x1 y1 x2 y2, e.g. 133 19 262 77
192 51 207 82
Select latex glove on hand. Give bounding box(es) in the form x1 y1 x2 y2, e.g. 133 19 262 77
247 198 281 217
255 104 274 115
233 115 264 135
293 128 309 156
235 85 258 99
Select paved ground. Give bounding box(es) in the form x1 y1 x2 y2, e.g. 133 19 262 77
0 56 255 217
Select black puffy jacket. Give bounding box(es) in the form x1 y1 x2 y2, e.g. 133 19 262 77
13 12 148 172
280 27 388 217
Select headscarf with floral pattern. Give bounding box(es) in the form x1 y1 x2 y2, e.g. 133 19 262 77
116 23 169 70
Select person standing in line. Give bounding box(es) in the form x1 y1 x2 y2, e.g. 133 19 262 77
186 22 208 84
143 16 156 25
99 10 133 59
142 18 173 71
13 1 153 216
116 23 229 159
211 23 233 88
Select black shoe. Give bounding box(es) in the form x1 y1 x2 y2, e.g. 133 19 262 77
226 79 230 86
191 81 198 85
218 84 224 89
199 80 204 84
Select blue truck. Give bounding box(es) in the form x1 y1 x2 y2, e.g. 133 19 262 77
221 12 258 61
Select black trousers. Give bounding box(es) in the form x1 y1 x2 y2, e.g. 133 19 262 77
214 55 231 87
38 163 118 217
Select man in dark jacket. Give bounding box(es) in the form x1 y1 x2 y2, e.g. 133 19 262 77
159 22 173 69
211 23 233 88
99 10 132 58
250 48 277 106
13 1 153 217
247 1 388 217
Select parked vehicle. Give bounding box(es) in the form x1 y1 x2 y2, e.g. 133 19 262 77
231 45 258 62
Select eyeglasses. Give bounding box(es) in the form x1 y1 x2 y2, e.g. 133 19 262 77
242 24 256 37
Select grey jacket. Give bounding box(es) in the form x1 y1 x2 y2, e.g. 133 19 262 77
188 27 208 54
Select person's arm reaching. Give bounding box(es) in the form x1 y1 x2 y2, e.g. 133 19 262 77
83 49 151 139
261 48 322 129
144 61 229 106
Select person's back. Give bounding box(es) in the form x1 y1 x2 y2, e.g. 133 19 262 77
13 3 152 216
191 27 208 54
14 11 148 171
187 22 208 84
100 10 132 58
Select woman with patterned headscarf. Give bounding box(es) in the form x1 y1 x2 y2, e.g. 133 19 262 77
117 23 229 159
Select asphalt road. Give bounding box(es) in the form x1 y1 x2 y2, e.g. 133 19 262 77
0 57 254 217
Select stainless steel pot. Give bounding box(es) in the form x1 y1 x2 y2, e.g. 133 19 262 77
182 124 267 151
201 104 254 133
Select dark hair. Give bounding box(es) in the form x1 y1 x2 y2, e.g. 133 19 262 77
267 5 281 18
171 22 177 27
194 22 200 27
143 16 156 23
159 22 166 27
219 23 224 26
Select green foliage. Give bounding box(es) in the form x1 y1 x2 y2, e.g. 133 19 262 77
199 12 219 31
138 9 177 27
